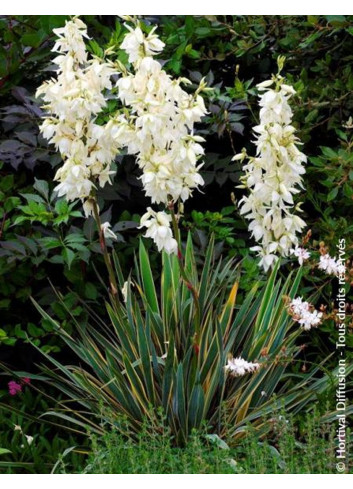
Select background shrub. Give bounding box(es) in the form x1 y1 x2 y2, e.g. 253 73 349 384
0 15 352 472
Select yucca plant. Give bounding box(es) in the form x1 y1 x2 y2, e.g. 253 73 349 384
6 16 343 448
24 235 346 445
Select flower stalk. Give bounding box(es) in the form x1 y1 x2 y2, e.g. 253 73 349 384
91 197 119 305
169 201 201 341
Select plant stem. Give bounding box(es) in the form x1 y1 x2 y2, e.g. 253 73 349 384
91 198 120 307
169 201 201 341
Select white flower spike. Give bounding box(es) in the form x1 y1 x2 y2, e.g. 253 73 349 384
36 18 127 210
38 18 207 257
117 24 207 207
237 69 307 271
116 21 206 254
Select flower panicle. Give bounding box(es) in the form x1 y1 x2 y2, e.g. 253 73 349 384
116 22 207 254
237 73 307 271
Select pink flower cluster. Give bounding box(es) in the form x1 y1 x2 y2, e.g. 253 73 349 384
288 297 323 331
8 377 30 396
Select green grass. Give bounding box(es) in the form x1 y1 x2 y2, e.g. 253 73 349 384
81 411 351 474
1 399 350 474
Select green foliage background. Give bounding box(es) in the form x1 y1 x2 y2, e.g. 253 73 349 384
0 15 352 471
1 14 352 355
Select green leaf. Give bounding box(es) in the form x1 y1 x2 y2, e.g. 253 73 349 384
327 187 338 201
62 248 75 269
27 323 43 337
40 237 62 249
321 147 337 158
55 200 69 216
13 216 28 226
174 363 187 438
0 449 11 455
15 324 26 339
299 30 322 48
325 15 347 26
20 193 45 204
168 58 181 74
139 240 159 315
33 178 49 200
0 329 8 338
85 283 98 300
188 375 205 429
254 260 280 334
0 175 14 192
20 32 35 46
21 30 46 48
205 434 230 450
0 299 11 309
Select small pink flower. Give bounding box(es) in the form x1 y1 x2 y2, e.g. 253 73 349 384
22 377 31 385
8 381 22 396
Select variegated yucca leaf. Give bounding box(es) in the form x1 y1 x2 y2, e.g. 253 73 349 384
26 235 345 444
